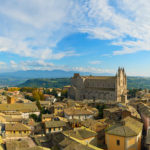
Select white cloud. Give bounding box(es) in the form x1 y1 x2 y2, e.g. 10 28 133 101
79 0 150 55
10 60 17 69
0 0 150 61
0 0 81 60
0 37 77 60
71 66 115 74
8 60 55 71
89 60 102 65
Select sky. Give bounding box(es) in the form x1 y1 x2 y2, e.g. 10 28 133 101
0 0 150 76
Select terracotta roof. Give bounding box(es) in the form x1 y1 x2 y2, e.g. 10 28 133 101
64 107 93 116
104 107 120 113
59 137 74 148
5 123 31 131
54 102 67 107
6 116 23 122
0 103 39 112
64 142 94 150
81 119 107 132
22 146 51 150
106 116 143 137
45 121 66 128
59 136 94 150
138 103 150 117
63 128 97 140
6 140 29 150
42 114 54 118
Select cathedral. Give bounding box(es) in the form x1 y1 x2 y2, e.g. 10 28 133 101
68 68 127 102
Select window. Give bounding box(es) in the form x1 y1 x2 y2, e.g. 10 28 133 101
116 140 120 146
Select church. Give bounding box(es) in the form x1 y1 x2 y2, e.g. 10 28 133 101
68 68 127 102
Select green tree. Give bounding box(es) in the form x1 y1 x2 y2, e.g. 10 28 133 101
61 90 68 98
51 88 57 97
29 114 38 122
96 104 106 119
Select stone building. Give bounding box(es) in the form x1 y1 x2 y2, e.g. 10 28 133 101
69 68 127 102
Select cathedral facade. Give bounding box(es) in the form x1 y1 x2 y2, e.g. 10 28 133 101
68 68 127 102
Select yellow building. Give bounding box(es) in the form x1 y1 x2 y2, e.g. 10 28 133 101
53 102 67 116
105 116 143 150
7 96 16 104
5 123 31 137
45 120 66 134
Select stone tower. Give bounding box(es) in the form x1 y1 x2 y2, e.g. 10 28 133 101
116 67 127 102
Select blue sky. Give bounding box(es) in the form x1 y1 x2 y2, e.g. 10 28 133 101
0 0 150 76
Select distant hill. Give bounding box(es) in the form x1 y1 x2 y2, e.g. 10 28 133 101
0 70 113 87
18 78 70 88
127 77 150 89
0 70 113 79
0 70 150 89
18 76 150 89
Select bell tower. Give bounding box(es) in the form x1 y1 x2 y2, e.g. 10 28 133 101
116 67 127 103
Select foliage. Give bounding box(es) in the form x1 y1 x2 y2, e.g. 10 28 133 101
19 87 36 93
29 114 38 122
2 91 7 96
127 77 150 89
29 114 41 122
127 88 142 98
43 89 51 94
18 78 70 88
61 89 68 98
51 89 57 97
41 107 51 114
24 95 35 101
0 77 27 87
96 104 106 119
7 87 20 91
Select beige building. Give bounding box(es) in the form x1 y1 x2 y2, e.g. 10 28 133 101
105 116 143 150
64 104 98 121
69 68 127 102
5 123 31 137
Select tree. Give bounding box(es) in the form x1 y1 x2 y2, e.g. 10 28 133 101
96 104 106 119
32 90 40 101
39 91 44 101
61 90 68 98
51 89 57 97
32 90 42 111
29 114 38 122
